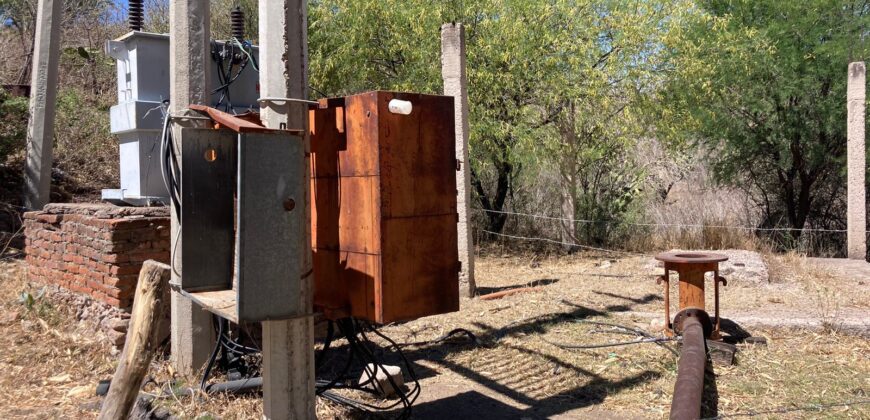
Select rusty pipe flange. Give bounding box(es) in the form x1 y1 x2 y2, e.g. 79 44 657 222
655 251 728 264
673 308 713 338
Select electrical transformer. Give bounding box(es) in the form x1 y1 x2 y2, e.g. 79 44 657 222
102 31 259 205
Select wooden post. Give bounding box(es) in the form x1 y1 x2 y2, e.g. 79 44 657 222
441 23 477 297
23 0 63 210
258 1 316 418
98 261 171 420
168 0 214 374
847 62 867 260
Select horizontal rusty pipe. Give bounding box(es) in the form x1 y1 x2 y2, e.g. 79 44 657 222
670 316 706 420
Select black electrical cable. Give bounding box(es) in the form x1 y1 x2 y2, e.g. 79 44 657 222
397 328 477 348
211 39 254 113
308 318 422 420
200 315 263 391
200 316 225 391
160 108 181 221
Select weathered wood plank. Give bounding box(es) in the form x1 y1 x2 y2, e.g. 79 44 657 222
182 289 237 323
98 260 171 420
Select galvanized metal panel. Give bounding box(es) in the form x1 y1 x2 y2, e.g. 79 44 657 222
236 131 304 321
181 127 236 292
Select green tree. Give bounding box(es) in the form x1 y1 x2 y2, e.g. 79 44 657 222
657 0 870 238
527 0 679 247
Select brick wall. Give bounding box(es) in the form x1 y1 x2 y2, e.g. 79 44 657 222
24 203 170 310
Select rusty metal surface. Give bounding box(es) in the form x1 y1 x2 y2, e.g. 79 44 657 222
670 315 707 420
655 251 729 340
189 104 304 135
655 251 728 264
672 307 713 338
310 91 459 323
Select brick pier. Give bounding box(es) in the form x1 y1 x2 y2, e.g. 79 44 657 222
24 203 170 311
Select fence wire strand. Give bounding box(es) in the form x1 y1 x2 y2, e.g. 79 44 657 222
472 208 865 233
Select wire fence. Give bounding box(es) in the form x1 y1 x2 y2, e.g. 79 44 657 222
472 206 870 258
479 229 650 257
472 207 865 233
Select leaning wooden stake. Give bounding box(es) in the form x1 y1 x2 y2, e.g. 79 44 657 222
98 260 171 420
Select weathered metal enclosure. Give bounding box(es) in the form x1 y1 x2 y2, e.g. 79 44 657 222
180 127 304 323
310 91 460 323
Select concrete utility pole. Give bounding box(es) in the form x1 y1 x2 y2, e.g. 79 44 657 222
847 61 867 260
168 0 214 373
441 23 477 297
23 0 63 210
258 1 316 418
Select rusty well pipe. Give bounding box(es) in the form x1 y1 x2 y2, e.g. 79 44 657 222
670 316 706 420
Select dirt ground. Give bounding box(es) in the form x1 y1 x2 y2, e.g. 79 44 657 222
0 251 868 419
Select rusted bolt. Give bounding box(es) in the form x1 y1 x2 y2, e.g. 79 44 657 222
283 198 296 212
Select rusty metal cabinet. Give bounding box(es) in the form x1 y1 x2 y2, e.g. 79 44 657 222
310 91 460 323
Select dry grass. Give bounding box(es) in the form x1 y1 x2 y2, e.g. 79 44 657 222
0 251 867 419
0 260 115 419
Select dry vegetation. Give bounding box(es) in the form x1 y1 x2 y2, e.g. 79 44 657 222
0 249 867 419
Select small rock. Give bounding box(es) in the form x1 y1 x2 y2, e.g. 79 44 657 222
743 336 768 346
66 385 93 398
0 310 20 325
107 329 127 347
48 373 72 383
358 364 404 397
107 318 129 332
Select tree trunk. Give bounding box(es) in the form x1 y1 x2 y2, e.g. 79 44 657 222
559 170 577 251
470 158 512 234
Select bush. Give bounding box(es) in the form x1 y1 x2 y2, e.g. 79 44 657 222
0 89 29 164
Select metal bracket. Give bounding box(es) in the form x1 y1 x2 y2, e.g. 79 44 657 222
258 97 320 106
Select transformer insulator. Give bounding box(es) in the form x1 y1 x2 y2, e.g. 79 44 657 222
128 0 144 32
231 7 245 41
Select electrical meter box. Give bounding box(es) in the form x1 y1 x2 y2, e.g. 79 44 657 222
310 91 460 324
103 31 259 205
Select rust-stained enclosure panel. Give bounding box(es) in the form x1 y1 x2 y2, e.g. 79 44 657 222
311 91 460 323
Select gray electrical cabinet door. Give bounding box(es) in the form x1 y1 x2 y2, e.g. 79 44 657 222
180 127 305 322
181 128 235 293
236 132 304 321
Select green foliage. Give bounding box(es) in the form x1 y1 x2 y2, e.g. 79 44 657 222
18 287 54 322
0 89 29 163
657 0 870 234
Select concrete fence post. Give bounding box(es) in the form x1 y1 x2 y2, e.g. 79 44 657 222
23 0 63 210
441 23 477 297
847 62 867 260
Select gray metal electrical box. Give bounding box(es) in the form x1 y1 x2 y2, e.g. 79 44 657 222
102 31 260 205
179 127 305 322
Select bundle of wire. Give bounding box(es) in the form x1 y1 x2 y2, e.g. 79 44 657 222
200 316 262 391
211 38 258 113
314 318 421 420
159 106 181 222
195 315 421 419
